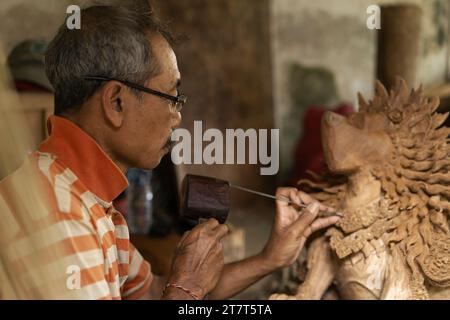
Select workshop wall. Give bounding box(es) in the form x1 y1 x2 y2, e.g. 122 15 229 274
0 0 153 55
153 0 277 203
0 0 71 55
271 0 450 182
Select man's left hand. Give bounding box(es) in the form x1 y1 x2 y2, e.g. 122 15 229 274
261 187 341 270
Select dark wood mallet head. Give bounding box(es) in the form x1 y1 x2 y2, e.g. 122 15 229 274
180 174 230 224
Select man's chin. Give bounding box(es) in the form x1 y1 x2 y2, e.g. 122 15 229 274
151 156 165 169
135 147 170 170
155 147 171 165
135 156 160 171
162 142 173 155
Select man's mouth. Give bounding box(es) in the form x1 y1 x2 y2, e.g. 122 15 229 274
163 135 174 151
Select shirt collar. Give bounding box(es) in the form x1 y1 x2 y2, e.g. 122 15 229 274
39 115 129 202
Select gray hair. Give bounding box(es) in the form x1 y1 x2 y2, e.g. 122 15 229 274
45 5 174 115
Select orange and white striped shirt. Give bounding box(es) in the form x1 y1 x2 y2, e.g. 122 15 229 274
0 115 153 299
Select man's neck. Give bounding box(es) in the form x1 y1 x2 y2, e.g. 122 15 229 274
60 113 129 174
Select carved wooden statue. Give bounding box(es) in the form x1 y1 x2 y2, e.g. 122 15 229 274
271 78 450 300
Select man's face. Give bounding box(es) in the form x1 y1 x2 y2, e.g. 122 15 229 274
113 34 182 170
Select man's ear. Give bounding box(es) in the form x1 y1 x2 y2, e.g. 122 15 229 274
100 81 126 128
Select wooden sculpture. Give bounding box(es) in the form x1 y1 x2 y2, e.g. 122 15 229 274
271 77 450 300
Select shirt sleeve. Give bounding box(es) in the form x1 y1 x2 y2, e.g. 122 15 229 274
2 209 114 299
0 167 113 300
121 243 153 299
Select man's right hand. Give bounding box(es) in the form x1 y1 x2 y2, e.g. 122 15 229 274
163 218 229 299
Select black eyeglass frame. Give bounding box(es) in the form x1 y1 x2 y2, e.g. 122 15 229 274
84 75 186 110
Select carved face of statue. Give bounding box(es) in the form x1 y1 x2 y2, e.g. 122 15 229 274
321 111 394 174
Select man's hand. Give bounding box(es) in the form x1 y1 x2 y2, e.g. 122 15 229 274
261 187 340 270
163 218 229 299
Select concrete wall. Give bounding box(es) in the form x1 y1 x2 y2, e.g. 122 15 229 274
271 0 450 181
0 0 150 57
0 0 71 55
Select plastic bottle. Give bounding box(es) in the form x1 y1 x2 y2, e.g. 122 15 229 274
126 169 153 235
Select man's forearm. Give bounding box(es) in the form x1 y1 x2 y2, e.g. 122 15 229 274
208 253 276 300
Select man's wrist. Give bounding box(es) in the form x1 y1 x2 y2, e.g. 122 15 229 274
162 284 200 300
256 250 280 274
165 274 205 299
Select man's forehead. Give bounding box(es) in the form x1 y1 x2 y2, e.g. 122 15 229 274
148 33 177 64
147 33 180 85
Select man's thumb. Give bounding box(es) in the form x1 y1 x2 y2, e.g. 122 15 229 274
289 202 320 234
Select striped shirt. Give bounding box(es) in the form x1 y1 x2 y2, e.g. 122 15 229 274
0 116 153 299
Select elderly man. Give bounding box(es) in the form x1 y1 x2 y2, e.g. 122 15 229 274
5 5 340 300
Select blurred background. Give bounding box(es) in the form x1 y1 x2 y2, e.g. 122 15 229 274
1 0 450 298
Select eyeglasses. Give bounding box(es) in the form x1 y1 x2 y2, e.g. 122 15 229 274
84 75 187 112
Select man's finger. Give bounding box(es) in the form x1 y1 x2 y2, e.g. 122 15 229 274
297 191 335 213
200 218 219 230
297 191 315 205
288 202 320 235
290 190 303 207
319 203 337 213
211 224 229 241
189 218 218 235
309 216 341 234
179 230 190 243
276 187 296 197
275 187 298 208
